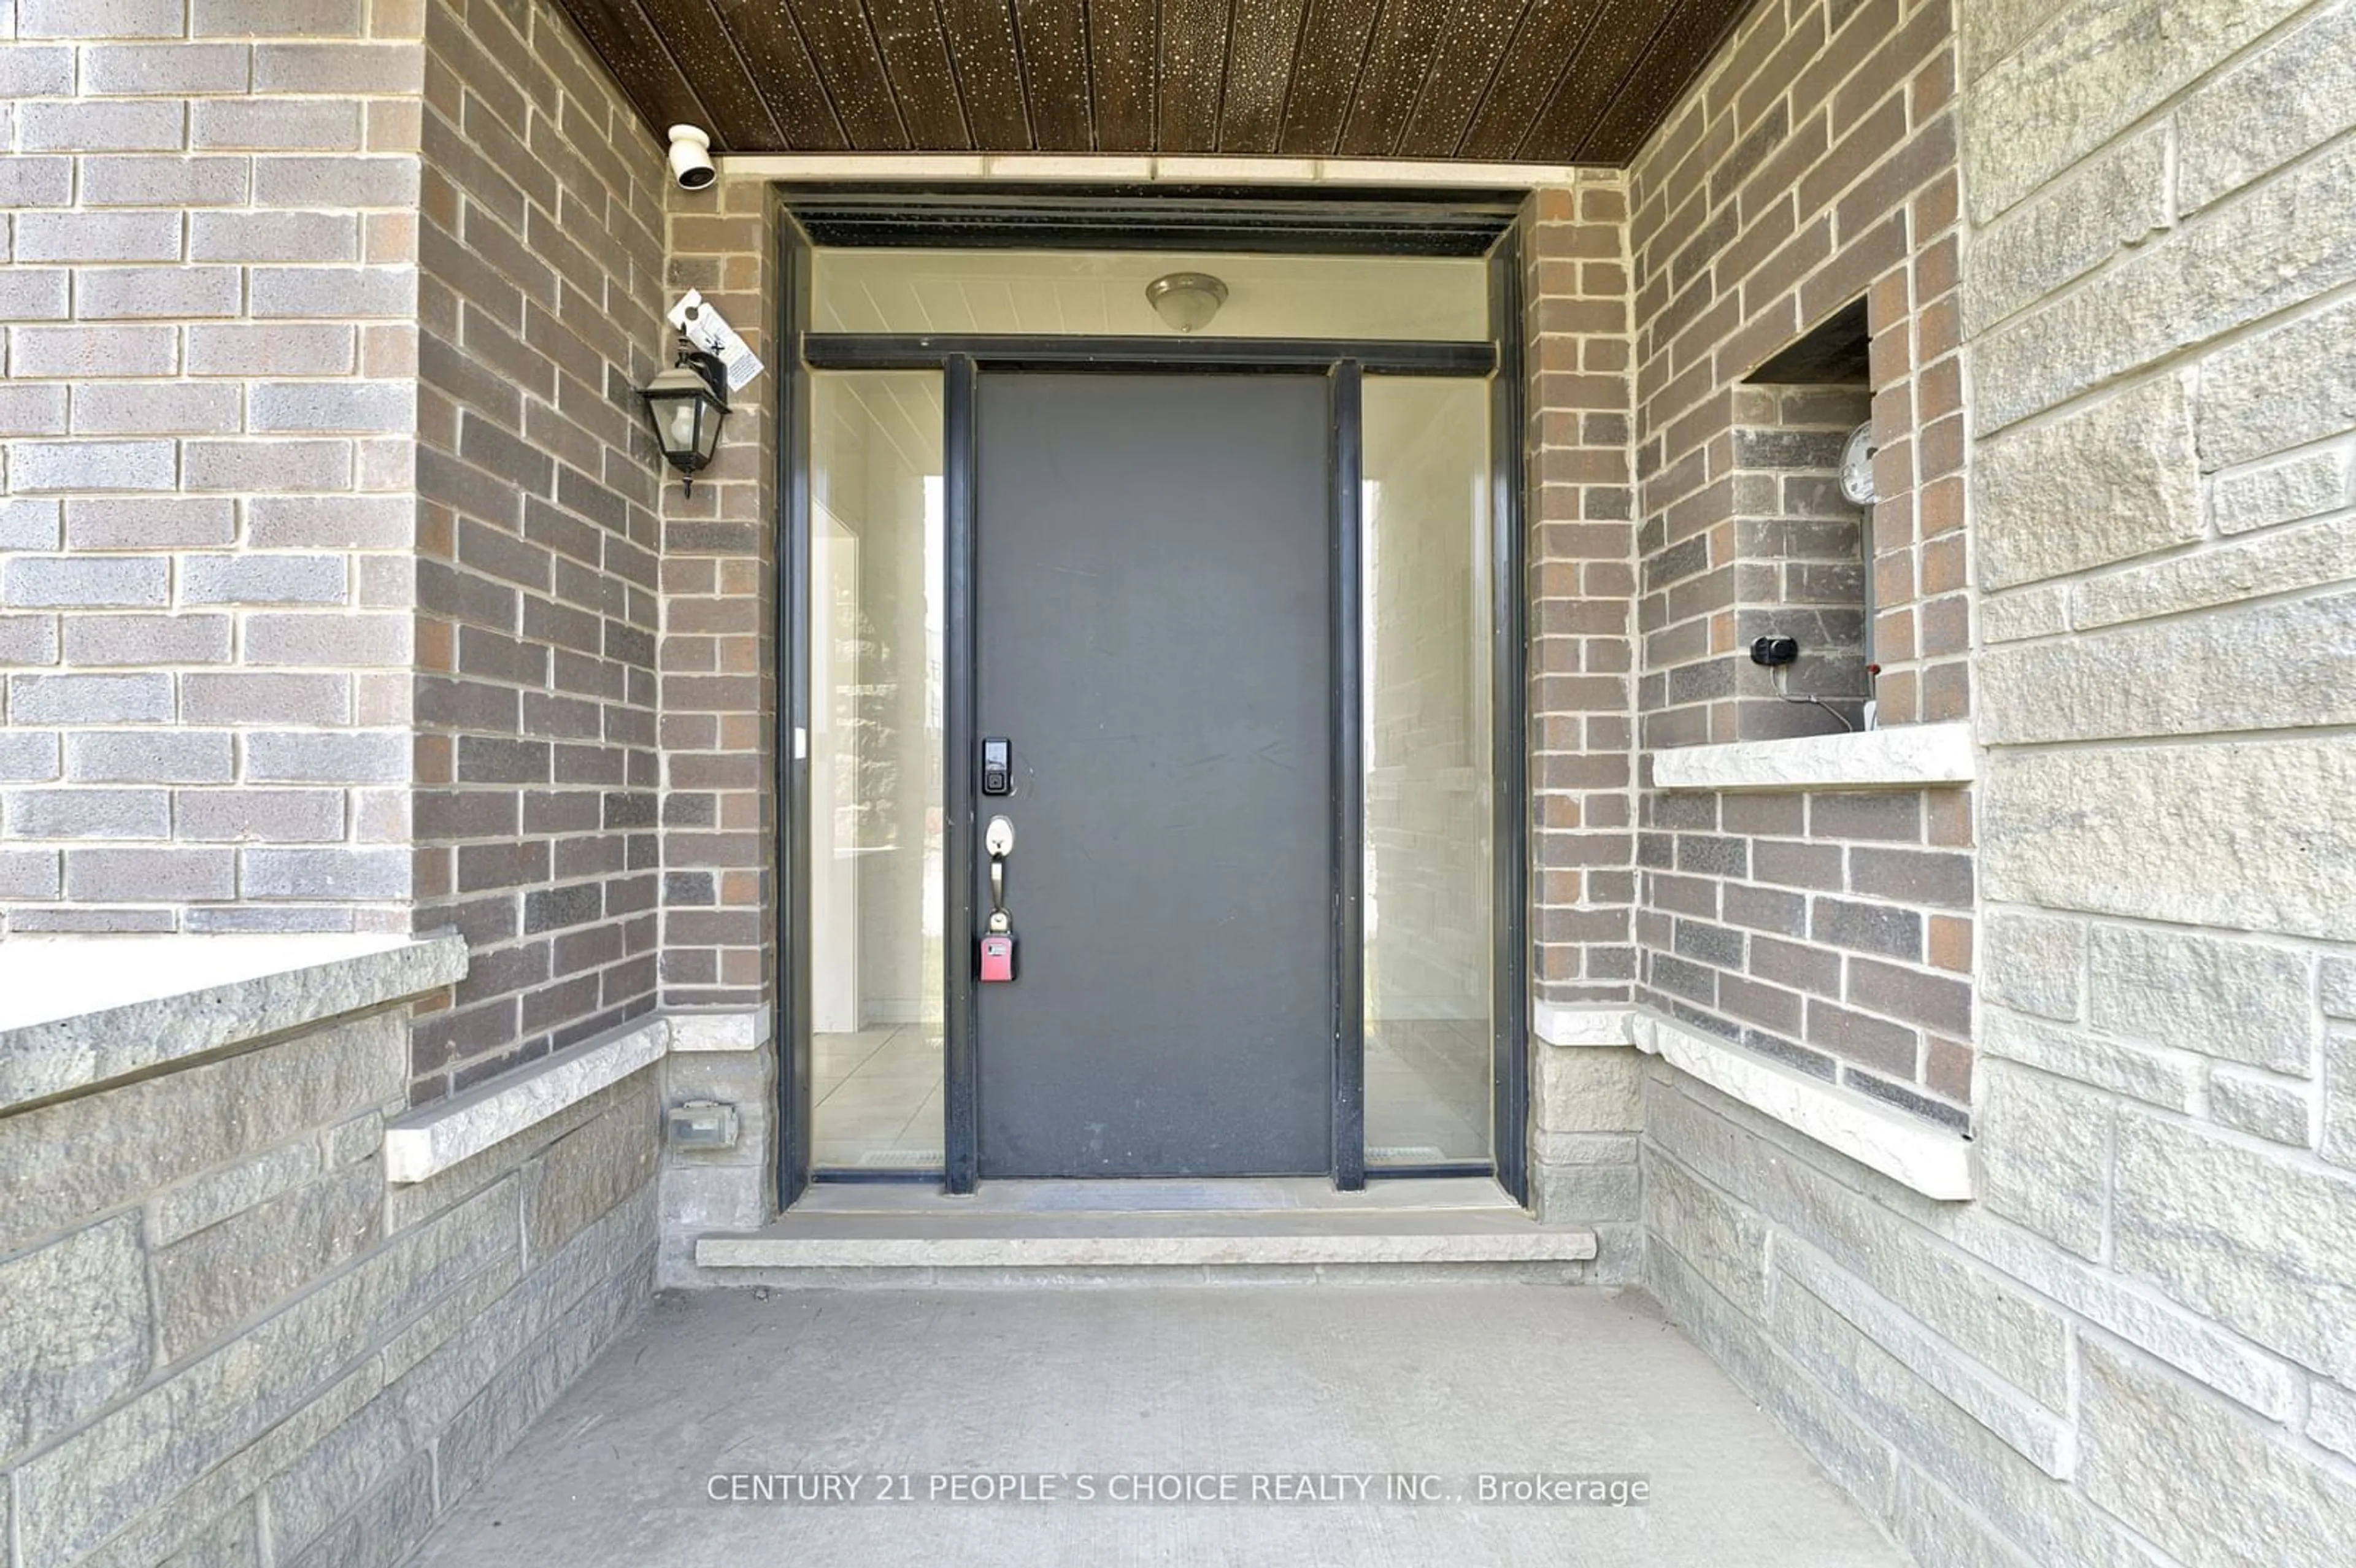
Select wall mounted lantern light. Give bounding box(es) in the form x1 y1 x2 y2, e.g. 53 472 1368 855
1145 271 1229 332
638 340 731 495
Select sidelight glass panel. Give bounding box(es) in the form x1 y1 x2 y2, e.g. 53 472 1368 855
1362 377 1495 1167
808 372 946 1170
814 248 1487 341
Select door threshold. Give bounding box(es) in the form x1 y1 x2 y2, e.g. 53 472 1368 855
691 1177 1595 1283
790 1174 1520 1215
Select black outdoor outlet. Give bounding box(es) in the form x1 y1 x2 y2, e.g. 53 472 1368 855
1751 636 1800 667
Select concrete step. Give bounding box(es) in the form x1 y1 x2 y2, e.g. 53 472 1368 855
690 1177 1598 1286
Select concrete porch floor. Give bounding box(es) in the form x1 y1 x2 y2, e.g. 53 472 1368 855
406 1285 1904 1567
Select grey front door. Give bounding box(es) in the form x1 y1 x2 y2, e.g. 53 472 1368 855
974 373 1334 1178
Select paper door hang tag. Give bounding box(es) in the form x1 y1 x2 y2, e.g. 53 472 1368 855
667 290 764 393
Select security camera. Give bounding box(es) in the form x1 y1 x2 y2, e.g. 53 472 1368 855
668 125 715 191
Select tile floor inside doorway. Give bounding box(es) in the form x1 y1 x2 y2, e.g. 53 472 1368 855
813 1025 945 1169
813 1019 1494 1169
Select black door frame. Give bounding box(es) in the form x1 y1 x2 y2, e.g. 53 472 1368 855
775 211 1529 1203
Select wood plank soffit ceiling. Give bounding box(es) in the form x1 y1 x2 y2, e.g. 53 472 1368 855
552 0 1760 164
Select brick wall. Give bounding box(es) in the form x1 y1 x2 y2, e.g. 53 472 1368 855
1632 0 1966 737
1521 180 1639 1012
0 0 425 935
404 0 669 1098
656 173 778 1013
0 0 750 1096
1625 0 1974 1126
1634 372 1876 742
1645 2 2356 1562
1725 381 1873 728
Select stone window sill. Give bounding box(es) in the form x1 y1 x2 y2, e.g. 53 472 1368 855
1634 1012 1976 1199
1530 1002 1976 1201
381 1004 770 1183
669 1004 774 1052
0 932 468 1113
384 1017 669 1183
1651 720 1976 793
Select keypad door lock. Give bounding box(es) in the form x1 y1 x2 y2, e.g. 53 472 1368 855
981 737 1011 796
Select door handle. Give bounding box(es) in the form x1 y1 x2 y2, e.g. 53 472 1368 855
985 815 1014 932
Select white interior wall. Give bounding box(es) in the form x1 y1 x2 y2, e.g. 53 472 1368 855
809 374 945 1032
1364 377 1494 1024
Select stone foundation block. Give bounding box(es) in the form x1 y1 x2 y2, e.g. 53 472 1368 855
13 1178 517 1566
2198 294 2356 470
2176 0 2356 212
1533 1042 1641 1133
2325 1030 2356 1172
1981 913 2084 1023
2211 450 2352 536
1982 740 2356 942
1977 136 2356 430
1529 1159 1639 1224
155 1157 382 1361
1976 373 2198 585
283 1451 436 1568
0 1214 151 1458
1648 1078 2072 1407
1982 589 2356 744
2206 1067 2317 1148
1776 1240 2076 1478
1976 1059 2110 1259
523 1074 658 1268
0 1009 405 1255
2079 1339 2356 1566
152 1137 323 1247
660 1164 770 1286
1963 0 2306 221
1641 1151 1768 1315
1962 127 2166 335
2115 1111 2356 1384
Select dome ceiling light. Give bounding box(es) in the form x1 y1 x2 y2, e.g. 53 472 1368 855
1144 271 1229 333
